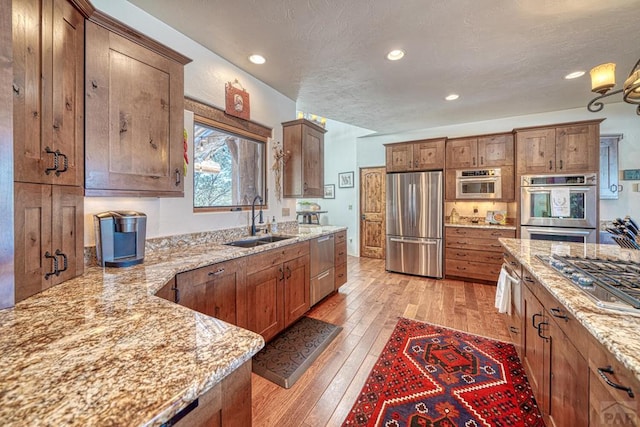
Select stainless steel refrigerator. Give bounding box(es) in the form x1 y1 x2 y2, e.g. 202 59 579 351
385 171 443 278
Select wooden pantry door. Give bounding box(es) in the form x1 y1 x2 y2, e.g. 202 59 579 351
360 167 386 259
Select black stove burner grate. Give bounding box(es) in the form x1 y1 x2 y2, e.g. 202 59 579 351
540 255 640 310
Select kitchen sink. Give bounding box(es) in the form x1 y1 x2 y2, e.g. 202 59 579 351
224 235 295 248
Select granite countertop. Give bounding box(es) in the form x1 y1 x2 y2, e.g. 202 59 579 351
0 226 346 426
499 238 640 382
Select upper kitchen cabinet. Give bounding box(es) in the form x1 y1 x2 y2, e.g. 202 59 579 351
446 133 514 169
13 0 93 187
84 12 192 197
385 138 445 172
515 120 602 175
282 119 326 198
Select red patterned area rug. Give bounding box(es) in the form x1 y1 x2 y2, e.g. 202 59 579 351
342 318 544 427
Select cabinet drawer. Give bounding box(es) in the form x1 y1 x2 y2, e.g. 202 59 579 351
589 335 640 409
335 263 347 288
445 248 503 264
446 236 505 252
503 251 521 272
246 241 309 275
176 258 243 285
334 230 347 245
446 227 515 240
445 259 501 282
335 241 347 265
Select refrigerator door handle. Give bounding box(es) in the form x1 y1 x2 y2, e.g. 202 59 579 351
411 183 417 227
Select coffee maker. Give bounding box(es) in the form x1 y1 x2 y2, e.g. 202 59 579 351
94 211 147 267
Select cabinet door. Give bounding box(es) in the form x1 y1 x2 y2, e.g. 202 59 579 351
302 125 324 197
477 133 513 167
246 264 283 341
547 319 589 427
413 139 445 170
385 144 413 172
85 21 184 196
283 254 310 328
556 123 599 173
176 260 244 326
522 285 548 415
516 128 556 174
14 182 52 302
446 137 477 168
51 185 84 284
13 0 84 186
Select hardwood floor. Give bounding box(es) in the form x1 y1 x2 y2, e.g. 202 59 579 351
251 256 510 427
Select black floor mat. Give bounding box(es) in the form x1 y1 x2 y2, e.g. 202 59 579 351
252 317 342 388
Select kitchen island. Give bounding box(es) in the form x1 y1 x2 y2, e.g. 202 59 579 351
500 238 640 426
0 226 345 426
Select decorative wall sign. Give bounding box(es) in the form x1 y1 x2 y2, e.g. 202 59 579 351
338 171 354 188
622 169 640 180
225 79 250 120
324 184 335 199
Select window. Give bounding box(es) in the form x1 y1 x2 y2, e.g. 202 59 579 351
193 120 266 209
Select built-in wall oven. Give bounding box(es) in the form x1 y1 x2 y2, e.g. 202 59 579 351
520 173 598 243
456 168 502 199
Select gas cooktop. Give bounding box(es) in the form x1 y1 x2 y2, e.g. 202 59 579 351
537 255 640 313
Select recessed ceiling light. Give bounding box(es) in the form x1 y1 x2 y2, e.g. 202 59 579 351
565 71 585 79
249 54 266 65
386 49 405 61
445 94 459 101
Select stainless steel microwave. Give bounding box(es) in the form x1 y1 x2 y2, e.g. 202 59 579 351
455 168 502 199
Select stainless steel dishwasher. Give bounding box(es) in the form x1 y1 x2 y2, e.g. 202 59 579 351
310 234 335 305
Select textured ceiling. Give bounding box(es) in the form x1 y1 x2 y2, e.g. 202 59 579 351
127 0 640 133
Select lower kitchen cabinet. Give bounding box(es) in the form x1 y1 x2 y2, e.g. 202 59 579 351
174 258 247 328
445 226 515 282
14 182 84 302
334 230 347 289
522 271 590 427
246 241 310 341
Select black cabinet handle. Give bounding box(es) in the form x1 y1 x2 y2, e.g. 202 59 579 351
55 250 68 274
171 284 180 303
532 313 542 328
56 152 68 176
279 267 284 281
286 266 292 279
559 159 563 170
549 307 568 320
472 156 476 166
549 160 553 170
597 366 635 398
509 326 519 334
44 251 58 280
45 147 59 175
537 321 549 341
480 156 484 165
175 168 181 186
523 276 534 283
208 268 225 276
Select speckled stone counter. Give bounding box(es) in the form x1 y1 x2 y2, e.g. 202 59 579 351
0 226 346 426
499 238 640 382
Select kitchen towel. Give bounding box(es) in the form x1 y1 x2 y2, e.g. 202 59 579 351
551 188 571 217
495 264 517 315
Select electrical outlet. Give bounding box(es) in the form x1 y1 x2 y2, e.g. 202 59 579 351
348 204 352 210
282 207 290 216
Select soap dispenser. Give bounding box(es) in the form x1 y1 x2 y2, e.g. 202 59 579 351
271 216 278 233
450 208 459 224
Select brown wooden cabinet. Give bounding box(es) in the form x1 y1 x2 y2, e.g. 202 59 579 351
521 270 589 427
84 13 191 197
12 0 87 187
174 258 247 328
385 138 445 172
246 241 310 341
282 119 326 198
14 182 83 302
446 133 514 169
515 120 601 175
444 227 515 282
334 230 347 289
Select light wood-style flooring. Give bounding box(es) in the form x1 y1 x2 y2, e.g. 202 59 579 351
251 256 510 427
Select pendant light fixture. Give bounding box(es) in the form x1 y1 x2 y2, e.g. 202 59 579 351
588 58 640 115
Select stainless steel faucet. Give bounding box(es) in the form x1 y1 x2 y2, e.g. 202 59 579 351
251 195 264 235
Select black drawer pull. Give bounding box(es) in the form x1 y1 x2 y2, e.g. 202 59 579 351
550 307 568 320
537 321 549 341
523 276 534 283
509 326 519 334
532 313 543 328
598 366 635 398
208 268 225 276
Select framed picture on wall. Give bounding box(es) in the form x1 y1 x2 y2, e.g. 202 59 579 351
324 184 335 199
338 171 354 188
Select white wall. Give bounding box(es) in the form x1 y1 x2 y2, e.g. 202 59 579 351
302 119 373 255
85 0 297 246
